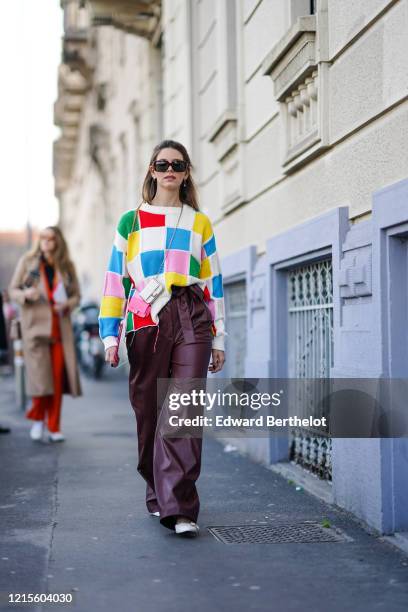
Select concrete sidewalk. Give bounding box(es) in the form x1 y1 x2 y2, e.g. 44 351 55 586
1 369 408 612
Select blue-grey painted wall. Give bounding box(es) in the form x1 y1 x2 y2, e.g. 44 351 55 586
335 178 408 533
219 176 408 534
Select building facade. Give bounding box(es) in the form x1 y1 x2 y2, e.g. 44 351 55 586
54 0 408 536
54 0 162 300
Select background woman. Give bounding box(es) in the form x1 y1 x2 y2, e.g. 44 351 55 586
99 139 227 537
9 226 82 442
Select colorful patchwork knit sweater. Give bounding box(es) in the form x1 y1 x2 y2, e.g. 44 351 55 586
99 202 227 351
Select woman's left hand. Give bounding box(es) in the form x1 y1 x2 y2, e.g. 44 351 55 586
209 349 225 373
53 301 69 315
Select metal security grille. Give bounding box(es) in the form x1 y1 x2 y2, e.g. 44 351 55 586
207 522 347 544
224 280 247 378
287 259 333 480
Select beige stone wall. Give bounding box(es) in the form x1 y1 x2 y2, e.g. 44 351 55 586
59 27 162 300
162 0 408 258
56 0 408 295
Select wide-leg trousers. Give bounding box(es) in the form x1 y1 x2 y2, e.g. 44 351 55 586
126 284 213 531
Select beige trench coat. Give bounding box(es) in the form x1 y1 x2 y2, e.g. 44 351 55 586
9 253 82 398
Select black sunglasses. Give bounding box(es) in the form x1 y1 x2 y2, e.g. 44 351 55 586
153 159 188 173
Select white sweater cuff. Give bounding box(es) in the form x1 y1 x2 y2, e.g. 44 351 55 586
212 334 226 351
103 336 119 351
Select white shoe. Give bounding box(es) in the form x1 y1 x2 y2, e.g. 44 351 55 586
30 421 44 441
149 511 160 517
49 432 65 443
175 520 200 537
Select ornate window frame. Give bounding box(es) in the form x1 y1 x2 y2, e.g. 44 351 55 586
262 7 330 173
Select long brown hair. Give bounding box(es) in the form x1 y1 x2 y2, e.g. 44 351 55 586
26 226 76 285
141 140 200 211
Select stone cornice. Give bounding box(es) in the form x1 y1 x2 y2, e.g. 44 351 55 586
262 16 317 102
262 15 316 77
87 0 161 42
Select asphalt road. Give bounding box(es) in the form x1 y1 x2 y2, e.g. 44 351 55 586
1 367 408 612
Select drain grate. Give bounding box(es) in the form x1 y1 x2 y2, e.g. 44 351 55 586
207 521 348 544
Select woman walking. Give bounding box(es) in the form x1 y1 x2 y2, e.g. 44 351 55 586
9 226 82 442
99 139 227 537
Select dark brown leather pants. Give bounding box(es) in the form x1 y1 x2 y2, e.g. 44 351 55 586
126 284 213 530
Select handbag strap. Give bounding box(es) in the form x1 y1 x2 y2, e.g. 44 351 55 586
122 203 144 324
130 201 183 275
130 201 143 234
157 205 183 275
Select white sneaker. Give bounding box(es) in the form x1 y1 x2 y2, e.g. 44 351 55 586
49 432 65 443
149 511 160 517
30 421 44 441
175 520 200 537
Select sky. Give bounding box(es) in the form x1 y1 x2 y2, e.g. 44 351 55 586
0 1 63 232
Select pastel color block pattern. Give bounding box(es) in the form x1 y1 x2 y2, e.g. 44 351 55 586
189 255 200 277
207 252 221 276
99 203 227 351
108 245 124 275
139 210 166 228
191 230 202 262
212 274 224 298
127 232 140 261
122 276 132 298
103 271 124 298
141 226 166 252
166 227 191 251
118 210 139 238
200 257 212 279
100 317 121 338
114 231 127 254
141 250 165 276
164 272 188 292
192 213 212 242
203 235 216 257
127 311 157 332
100 296 123 318
166 250 190 275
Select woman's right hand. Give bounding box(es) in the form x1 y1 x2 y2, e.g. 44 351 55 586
24 287 41 302
105 346 119 368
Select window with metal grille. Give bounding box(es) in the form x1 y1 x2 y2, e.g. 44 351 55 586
287 258 333 480
224 280 247 379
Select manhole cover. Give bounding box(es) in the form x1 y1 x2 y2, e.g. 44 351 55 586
207 522 348 544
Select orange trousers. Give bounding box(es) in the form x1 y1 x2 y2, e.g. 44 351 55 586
26 313 65 433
